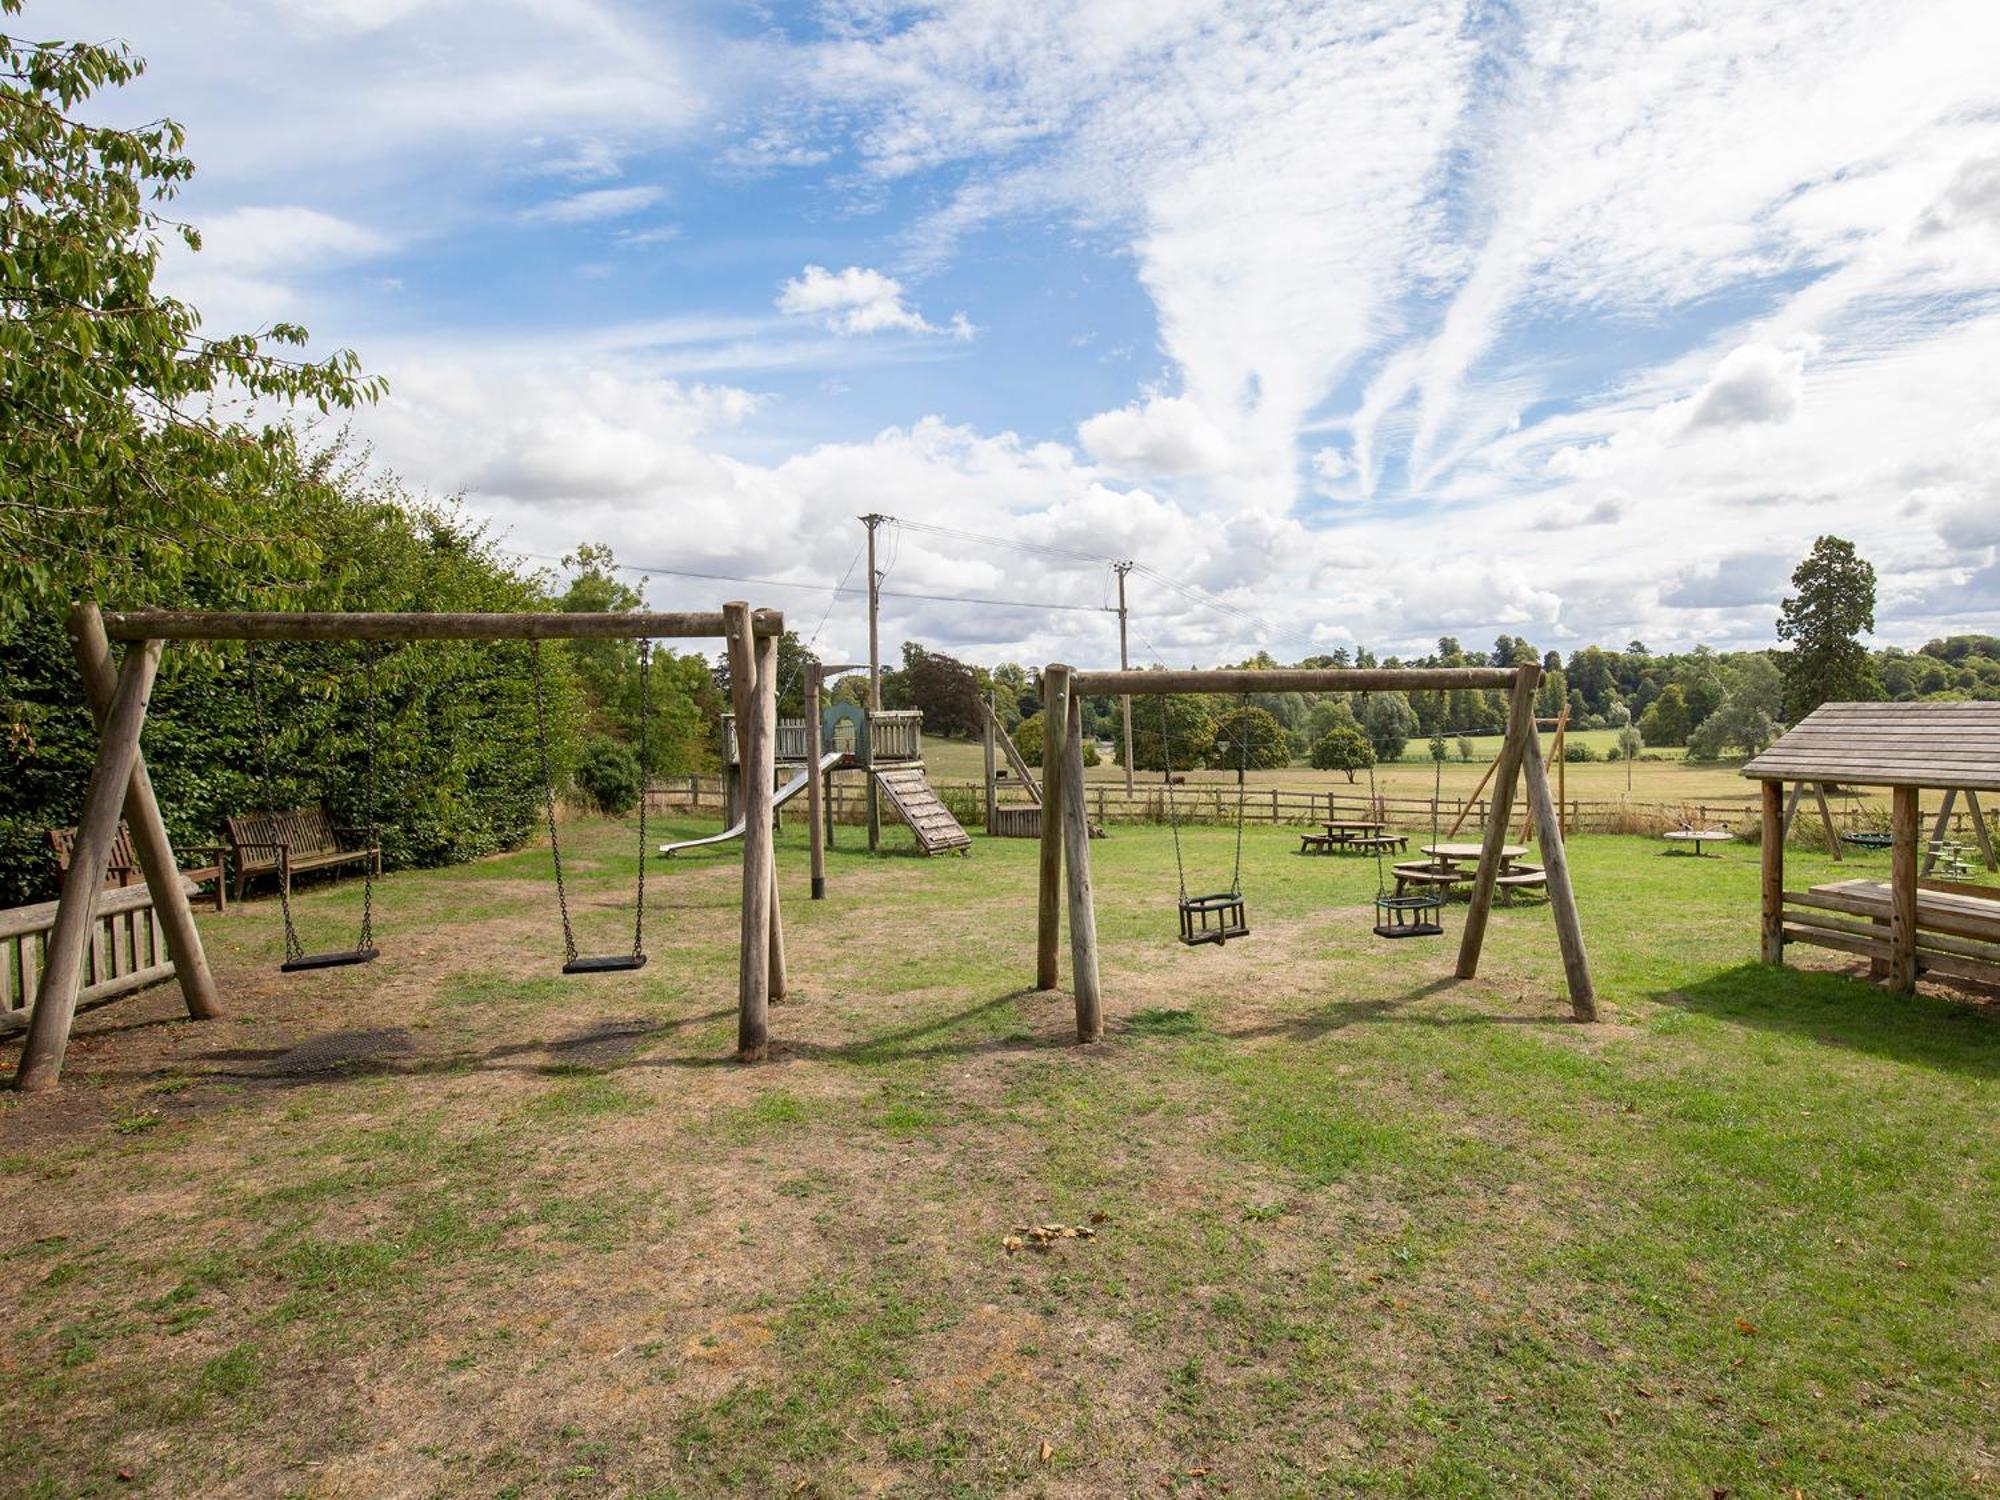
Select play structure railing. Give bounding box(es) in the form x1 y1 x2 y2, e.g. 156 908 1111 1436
2 880 192 1032
720 708 924 767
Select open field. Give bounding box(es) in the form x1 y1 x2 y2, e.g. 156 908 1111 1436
927 736 1800 820
3 817 1995 1497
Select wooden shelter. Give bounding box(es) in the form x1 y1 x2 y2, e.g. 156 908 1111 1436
1743 701 2000 993
1034 661 1598 1036
12 602 789 1091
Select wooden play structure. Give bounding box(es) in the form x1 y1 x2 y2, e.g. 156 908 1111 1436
685 693 969 861
1745 700 2000 993
979 693 1044 838
10 602 792 1090
1033 661 1598 1038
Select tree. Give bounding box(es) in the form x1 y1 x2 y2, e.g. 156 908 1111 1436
1687 654 1784 761
0 6 383 616
1455 735 1475 762
903 645 983 738
1310 726 1373 782
1637 683 1692 747
1207 706 1289 782
1777 535 1879 718
1131 694 1216 772
1362 692 1418 762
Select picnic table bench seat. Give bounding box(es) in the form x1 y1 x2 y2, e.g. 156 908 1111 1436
48 821 227 913
1298 832 1340 854
224 807 380 901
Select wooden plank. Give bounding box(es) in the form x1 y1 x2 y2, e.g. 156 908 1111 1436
102 608 782 641
1783 926 1893 962
1518 725 1595 1020
1910 948 2000 987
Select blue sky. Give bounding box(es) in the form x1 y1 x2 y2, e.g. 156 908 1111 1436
63 0 2000 666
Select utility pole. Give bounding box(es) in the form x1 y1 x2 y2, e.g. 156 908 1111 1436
861 513 886 852
1114 561 1135 794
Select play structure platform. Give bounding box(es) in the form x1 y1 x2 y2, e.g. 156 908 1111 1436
666 704 970 858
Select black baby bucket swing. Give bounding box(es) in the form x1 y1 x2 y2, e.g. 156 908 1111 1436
1162 696 1250 946
1367 713 1448 941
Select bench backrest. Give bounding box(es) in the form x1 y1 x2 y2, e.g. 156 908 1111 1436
48 822 139 879
226 807 342 868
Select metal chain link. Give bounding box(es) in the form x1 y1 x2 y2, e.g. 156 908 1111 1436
1159 692 1187 902
1230 700 1248 898
632 640 650 960
529 641 579 964
245 644 304 964
357 642 378 954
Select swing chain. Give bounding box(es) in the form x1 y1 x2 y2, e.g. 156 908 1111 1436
357 643 378 954
1159 694 1187 902
245 643 304 965
631 641 650 959
529 641 579 965
1229 702 1248 898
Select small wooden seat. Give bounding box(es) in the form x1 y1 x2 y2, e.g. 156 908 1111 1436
49 821 227 913
1297 832 1339 854
225 807 379 901
1348 834 1408 853
1495 866 1548 904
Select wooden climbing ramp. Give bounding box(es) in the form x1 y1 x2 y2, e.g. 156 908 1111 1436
874 767 973 855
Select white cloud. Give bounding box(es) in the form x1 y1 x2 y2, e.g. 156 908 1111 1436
1684 344 1807 430
523 185 666 225
775 265 973 339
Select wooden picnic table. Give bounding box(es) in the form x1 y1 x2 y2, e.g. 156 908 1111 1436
1324 820 1386 835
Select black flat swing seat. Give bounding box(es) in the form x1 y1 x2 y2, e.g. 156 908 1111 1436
1179 891 1249 946
562 953 648 975
1842 832 1893 849
281 947 379 973
1373 891 1444 940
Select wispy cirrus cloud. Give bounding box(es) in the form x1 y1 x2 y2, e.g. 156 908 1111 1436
522 185 666 225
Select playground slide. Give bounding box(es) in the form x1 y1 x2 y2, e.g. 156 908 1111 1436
658 751 845 857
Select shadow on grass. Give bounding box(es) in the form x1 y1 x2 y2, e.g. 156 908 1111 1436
1660 961 1999 1079
1213 975 1571 1043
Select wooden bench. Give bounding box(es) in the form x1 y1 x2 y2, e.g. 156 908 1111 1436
1392 862 1470 896
1298 832 1340 854
1781 877 2000 988
49 821 227 913
1496 865 1547 904
3 877 200 1031
1349 834 1408 854
225 808 379 901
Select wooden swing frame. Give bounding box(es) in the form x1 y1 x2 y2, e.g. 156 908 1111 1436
12 601 789 1091
1033 662 1598 1042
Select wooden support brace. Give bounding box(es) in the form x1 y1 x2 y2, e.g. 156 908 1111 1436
1964 790 1997 872
1060 693 1102 1042
14 640 163 1090
1456 666 1538 981
1811 782 1842 862
726 604 773 1059
806 667 826 900
1035 666 1070 991
1780 781 1806 841
1519 720 1597 1021
70 604 222 1022
755 628 787 1002
1921 788 1960 877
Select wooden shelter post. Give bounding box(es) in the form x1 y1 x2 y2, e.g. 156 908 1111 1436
1035 665 1071 991
14 640 163 1090
805 665 826 900
70 603 222 1023
1760 780 1785 966
1890 786 1919 994
1456 666 1538 982
1060 690 1102 1041
1518 723 1597 1020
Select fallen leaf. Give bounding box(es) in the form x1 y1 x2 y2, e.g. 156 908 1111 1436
1187 1467 1210 1478
1492 1394 1515 1405
1633 1386 1656 1399
1604 1409 1622 1428
1090 1210 1109 1224
1896 1258 1909 1271
1751 1413 1774 1428
1004 1236 1024 1255
1039 1441 1054 1465
1735 1319 1757 1336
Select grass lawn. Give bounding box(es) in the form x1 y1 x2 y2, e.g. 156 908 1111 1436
2 816 1994 1497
